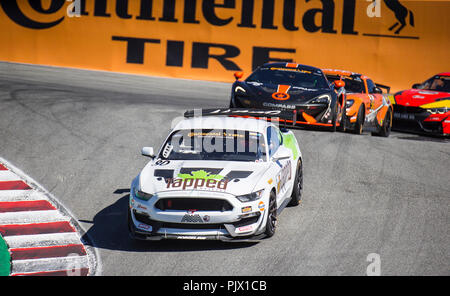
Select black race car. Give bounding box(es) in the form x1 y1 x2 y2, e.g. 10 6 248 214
229 62 347 131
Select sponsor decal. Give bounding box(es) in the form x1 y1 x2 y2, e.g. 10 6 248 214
166 170 228 191
208 109 282 116
1 0 437 95
272 85 291 101
177 169 224 181
176 236 207 240
241 206 252 213
258 201 265 211
236 225 253 233
154 159 170 166
272 92 290 101
137 223 152 231
0 0 417 38
277 160 292 192
270 67 299 72
262 102 295 110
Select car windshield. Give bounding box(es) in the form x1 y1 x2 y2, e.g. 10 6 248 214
159 129 267 162
421 76 450 92
246 67 329 89
325 74 365 93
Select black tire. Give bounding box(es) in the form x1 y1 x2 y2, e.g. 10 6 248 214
264 191 277 238
338 98 348 132
372 108 392 137
353 104 365 135
331 102 338 132
127 208 137 240
338 111 347 132
288 159 303 206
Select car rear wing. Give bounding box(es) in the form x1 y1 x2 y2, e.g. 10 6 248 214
184 108 297 127
375 83 391 94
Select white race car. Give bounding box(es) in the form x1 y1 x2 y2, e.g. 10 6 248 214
128 109 303 241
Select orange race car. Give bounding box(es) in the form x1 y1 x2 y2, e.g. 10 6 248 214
323 69 394 137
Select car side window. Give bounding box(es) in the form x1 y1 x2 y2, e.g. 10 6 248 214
267 127 280 157
367 79 376 94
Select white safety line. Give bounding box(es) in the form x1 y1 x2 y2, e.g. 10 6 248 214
0 170 21 181
11 255 89 275
0 190 49 202
5 232 82 249
0 210 69 225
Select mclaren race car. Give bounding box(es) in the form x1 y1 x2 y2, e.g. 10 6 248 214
128 109 303 241
229 63 347 131
392 73 450 137
323 69 393 137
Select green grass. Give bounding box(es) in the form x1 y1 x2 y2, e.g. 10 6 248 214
0 235 10 276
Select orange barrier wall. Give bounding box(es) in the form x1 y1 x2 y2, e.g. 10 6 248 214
0 0 449 92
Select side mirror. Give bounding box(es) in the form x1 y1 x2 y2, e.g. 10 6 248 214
234 71 244 80
334 80 345 88
373 87 383 94
412 83 421 89
141 147 155 158
271 147 290 162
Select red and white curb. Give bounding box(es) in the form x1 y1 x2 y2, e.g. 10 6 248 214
0 159 99 276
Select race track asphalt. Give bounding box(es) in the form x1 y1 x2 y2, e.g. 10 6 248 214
0 62 448 275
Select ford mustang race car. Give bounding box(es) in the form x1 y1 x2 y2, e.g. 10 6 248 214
229 63 347 131
392 73 450 137
128 109 303 241
323 69 393 137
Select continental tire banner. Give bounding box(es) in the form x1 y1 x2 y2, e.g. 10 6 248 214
0 0 449 91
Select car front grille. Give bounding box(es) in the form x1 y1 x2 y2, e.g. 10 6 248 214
394 105 425 114
155 198 234 212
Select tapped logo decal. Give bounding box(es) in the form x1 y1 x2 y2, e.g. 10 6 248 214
167 170 228 191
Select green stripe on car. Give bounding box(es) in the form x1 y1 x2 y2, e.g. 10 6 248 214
282 133 299 160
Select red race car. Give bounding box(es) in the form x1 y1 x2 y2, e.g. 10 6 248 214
392 73 450 137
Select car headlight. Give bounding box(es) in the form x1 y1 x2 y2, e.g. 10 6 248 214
346 99 354 107
427 107 449 114
134 188 153 201
235 86 247 94
236 189 264 202
310 94 331 104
